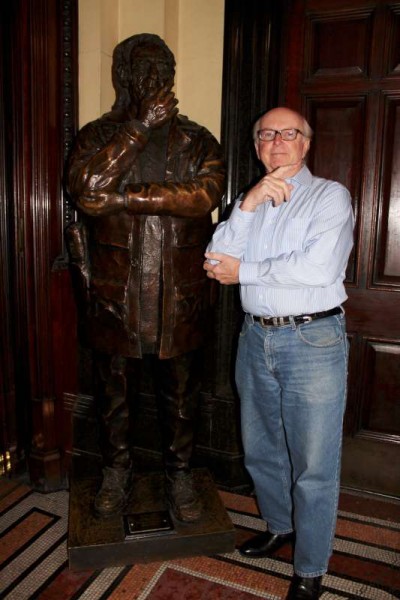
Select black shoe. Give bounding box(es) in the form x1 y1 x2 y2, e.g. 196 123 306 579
165 469 202 523
94 466 131 518
286 575 322 600
239 530 295 557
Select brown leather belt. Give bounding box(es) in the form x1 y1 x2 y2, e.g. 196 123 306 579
253 306 341 327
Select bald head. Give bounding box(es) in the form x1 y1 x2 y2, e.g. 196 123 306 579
253 107 313 141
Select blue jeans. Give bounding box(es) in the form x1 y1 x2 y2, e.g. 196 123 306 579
236 311 349 577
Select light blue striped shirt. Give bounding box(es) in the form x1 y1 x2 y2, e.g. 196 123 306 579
207 165 354 317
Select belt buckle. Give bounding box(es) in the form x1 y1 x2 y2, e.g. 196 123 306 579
270 317 286 326
301 315 313 323
259 317 270 327
260 316 287 326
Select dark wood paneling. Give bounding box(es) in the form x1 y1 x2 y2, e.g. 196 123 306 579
0 5 18 475
374 94 400 285
361 339 400 437
1 0 78 489
386 4 400 75
307 98 365 194
306 97 366 285
220 0 285 210
305 9 374 79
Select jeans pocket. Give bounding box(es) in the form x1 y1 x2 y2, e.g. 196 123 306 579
239 315 252 337
296 317 343 348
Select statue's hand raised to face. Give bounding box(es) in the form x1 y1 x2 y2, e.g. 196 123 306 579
137 83 178 130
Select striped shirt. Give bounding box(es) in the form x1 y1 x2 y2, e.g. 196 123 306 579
207 165 354 317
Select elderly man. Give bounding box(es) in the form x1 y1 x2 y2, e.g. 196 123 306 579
204 107 353 599
67 34 225 522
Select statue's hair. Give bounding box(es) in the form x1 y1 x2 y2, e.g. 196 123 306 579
111 33 175 110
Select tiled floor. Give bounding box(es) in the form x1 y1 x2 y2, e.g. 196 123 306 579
1 477 399 599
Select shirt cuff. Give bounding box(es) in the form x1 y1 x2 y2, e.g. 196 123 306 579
230 200 256 226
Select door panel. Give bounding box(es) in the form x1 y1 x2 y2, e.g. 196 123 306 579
376 95 400 285
283 0 400 497
306 97 366 284
361 340 400 436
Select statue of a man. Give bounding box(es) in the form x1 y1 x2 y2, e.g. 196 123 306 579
66 33 225 522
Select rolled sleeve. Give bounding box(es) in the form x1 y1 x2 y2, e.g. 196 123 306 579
207 198 256 257
239 261 265 285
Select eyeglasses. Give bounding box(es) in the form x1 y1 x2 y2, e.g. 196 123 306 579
257 128 305 142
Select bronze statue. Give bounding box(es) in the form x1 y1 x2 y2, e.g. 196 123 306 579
66 33 225 522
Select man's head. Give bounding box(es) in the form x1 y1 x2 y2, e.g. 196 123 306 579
253 107 313 176
112 34 175 110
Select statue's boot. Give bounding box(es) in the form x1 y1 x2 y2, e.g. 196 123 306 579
94 465 131 517
93 353 132 517
155 351 203 522
165 468 202 522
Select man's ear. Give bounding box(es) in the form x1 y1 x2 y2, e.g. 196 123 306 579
254 141 260 160
302 138 311 160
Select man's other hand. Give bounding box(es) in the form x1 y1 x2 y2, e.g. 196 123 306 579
204 252 240 285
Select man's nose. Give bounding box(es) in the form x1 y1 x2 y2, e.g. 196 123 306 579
272 133 283 144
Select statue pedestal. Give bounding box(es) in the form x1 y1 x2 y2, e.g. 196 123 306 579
68 462 236 571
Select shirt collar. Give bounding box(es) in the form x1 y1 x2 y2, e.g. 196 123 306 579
287 165 312 187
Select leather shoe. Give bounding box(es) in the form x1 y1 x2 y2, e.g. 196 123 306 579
239 530 295 557
286 575 322 599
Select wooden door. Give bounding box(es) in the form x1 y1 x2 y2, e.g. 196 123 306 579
283 0 400 496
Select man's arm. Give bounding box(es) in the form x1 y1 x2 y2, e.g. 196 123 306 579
204 164 299 260
239 184 354 289
205 182 354 288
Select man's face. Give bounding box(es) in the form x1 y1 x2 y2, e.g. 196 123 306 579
129 44 174 100
255 108 311 174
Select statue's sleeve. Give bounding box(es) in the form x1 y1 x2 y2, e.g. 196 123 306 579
123 131 226 218
67 120 149 216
